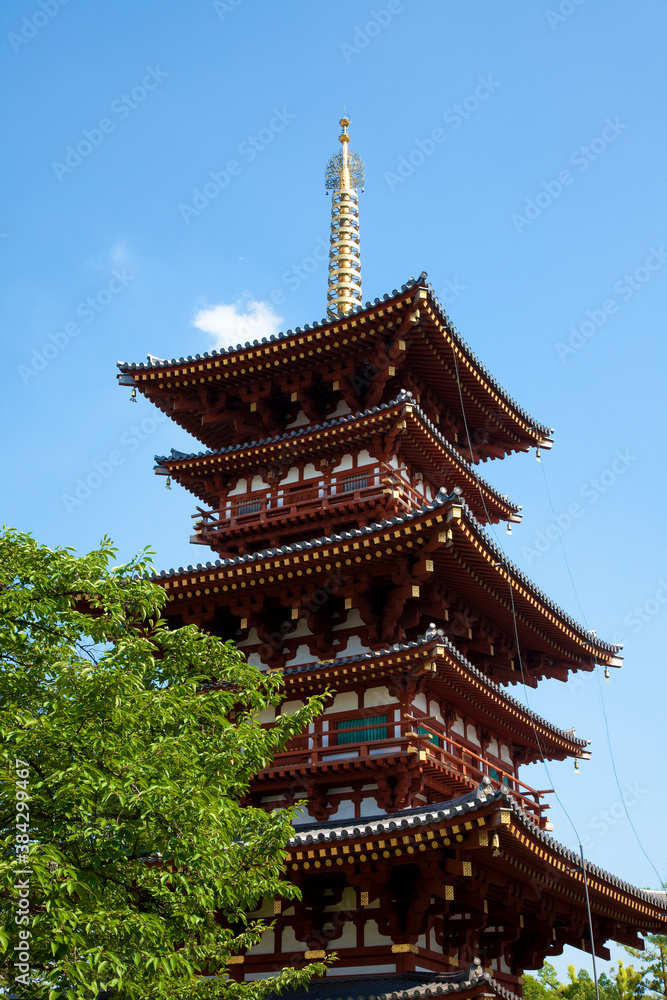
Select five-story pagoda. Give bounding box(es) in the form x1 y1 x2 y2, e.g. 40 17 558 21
117 119 667 998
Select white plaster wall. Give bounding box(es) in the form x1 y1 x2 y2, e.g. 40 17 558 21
281 699 304 714
466 724 480 745
256 705 276 724
285 410 309 428
336 635 369 657
333 609 364 630
324 691 358 714
281 927 308 952
332 454 353 473
247 929 275 955
327 965 396 976
357 449 374 466
279 466 300 485
364 685 398 708
500 743 512 764
291 802 311 826
303 462 319 479
412 693 428 713
228 478 247 496
323 887 357 912
237 627 260 648
364 919 393 946
488 737 499 757
331 922 357 950
450 716 464 736
283 643 313 666
389 455 400 469
251 474 265 491
327 799 355 821
429 700 443 723
417 933 427 948
328 399 351 417
359 797 386 816
290 619 311 638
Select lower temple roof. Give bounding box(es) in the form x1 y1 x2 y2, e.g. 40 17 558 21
269 960 511 1000
288 781 667 916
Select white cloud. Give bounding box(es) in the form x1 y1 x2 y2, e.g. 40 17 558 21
192 298 283 350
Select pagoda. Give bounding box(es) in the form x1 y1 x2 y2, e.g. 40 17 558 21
117 119 667 998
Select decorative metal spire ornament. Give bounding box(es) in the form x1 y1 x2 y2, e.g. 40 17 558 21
325 117 364 318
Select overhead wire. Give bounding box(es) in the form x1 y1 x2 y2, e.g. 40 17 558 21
538 458 665 887
448 338 603 987
449 343 582 843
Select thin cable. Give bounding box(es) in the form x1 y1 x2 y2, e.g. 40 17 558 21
449 342 601 987
539 459 665 885
449 345 582 843
580 844 601 1000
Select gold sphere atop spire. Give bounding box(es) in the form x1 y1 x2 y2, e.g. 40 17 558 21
339 116 350 143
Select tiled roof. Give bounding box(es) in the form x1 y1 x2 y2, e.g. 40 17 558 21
120 278 421 372
282 628 589 750
118 273 551 439
157 488 455 577
288 781 667 912
153 391 521 518
156 489 619 657
268 961 512 1000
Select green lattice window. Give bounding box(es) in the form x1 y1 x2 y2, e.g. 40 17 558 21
418 725 438 746
489 767 510 786
337 715 387 744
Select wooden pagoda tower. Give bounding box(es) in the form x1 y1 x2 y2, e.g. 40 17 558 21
118 119 667 999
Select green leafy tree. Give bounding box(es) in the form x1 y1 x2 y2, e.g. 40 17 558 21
0 529 327 1000
524 960 646 1000
626 935 667 999
523 960 563 1000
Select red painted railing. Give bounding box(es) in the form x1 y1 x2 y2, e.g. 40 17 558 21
259 712 552 827
192 471 427 541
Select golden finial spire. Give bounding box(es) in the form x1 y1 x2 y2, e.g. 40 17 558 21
325 117 364 318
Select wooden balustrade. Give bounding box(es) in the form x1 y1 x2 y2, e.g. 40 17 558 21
193 471 428 538
259 712 552 828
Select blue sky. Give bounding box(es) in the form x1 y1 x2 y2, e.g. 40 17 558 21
2 0 666 976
